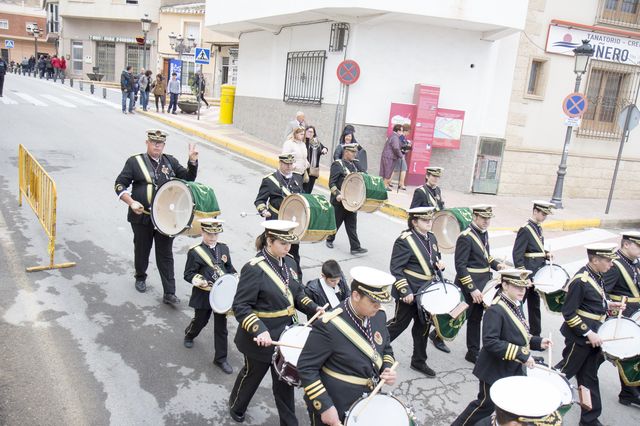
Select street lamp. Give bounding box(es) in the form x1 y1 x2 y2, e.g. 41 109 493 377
32 24 40 60
168 32 196 93
140 14 152 70
549 40 595 208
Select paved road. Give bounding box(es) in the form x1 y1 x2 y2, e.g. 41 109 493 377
1 73 639 425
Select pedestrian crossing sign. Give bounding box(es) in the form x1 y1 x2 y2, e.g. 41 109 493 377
5 40 15 48
195 47 210 65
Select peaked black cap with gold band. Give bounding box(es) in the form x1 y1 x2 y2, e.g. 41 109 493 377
426 166 443 177
278 153 295 164
343 143 359 152
199 218 224 234
585 242 618 259
407 206 436 220
499 268 532 287
517 411 563 426
350 266 394 303
471 204 495 218
147 129 168 143
261 220 300 244
532 200 555 215
621 230 640 246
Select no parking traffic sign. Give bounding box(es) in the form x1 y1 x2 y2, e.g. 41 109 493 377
337 60 360 85
562 92 588 118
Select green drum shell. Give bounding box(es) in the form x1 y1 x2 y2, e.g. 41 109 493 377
432 207 473 254
184 181 220 236
615 357 640 387
360 173 388 213
279 194 336 242
540 289 566 313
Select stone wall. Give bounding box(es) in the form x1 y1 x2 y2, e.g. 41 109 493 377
430 135 479 193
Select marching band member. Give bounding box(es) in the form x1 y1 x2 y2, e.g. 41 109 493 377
298 266 397 426
556 244 626 426
304 259 349 309
512 201 555 337
455 205 507 364
387 207 445 376
228 220 320 425
410 167 444 210
182 219 236 374
453 269 552 425
604 232 640 408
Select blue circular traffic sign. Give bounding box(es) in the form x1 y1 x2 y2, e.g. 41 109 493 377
562 93 588 118
337 60 360 85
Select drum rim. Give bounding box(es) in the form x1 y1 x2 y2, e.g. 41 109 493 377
345 392 411 423
431 210 460 252
280 194 312 238
209 274 238 313
525 364 573 404
419 281 463 314
533 264 570 293
341 172 366 212
150 179 195 237
599 317 640 359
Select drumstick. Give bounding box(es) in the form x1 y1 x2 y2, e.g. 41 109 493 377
253 338 304 350
239 212 261 217
613 296 628 339
531 363 566 376
548 332 553 369
600 336 634 343
353 361 399 421
304 303 330 327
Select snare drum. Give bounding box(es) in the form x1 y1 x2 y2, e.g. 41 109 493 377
533 264 569 313
482 278 501 308
598 317 640 360
272 325 312 386
526 364 574 416
418 280 462 315
208 274 239 314
490 376 562 418
344 393 416 426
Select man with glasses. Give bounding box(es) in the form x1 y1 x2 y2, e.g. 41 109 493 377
114 129 199 304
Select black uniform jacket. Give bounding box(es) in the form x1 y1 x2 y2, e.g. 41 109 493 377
561 266 608 345
454 225 500 294
474 296 543 385
183 242 236 309
512 220 548 274
298 300 395 418
410 184 444 210
304 277 349 308
114 153 197 224
329 159 361 206
254 170 303 219
232 251 318 362
604 250 640 316
390 229 441 298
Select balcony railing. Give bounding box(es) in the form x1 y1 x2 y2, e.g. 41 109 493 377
597 0 640 29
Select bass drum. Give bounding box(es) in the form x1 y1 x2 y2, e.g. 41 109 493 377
344 393 416 426
278 194 336 242
340 173 388 213
431 208 473 254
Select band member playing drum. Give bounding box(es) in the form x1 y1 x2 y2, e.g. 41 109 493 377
604 231 640 408
512 201 555 337
410 167 444 210
325 143 368 255
114 129 198 304
453 269 552 426
297 266 397 426
228 220 321 425
556 244 626 426
183 219 236 374
254 153 304 275
304 259 349 309
387 207 445 376
455 205 507 364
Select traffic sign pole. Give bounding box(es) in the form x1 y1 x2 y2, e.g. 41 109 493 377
605 104 638 214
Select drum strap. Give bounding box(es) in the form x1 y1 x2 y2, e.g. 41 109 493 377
267 174 292 197
405 235 433 280
578 273 605 300
328 316 383 370
420 186 438 208
496 300 530 344
612 260 640 298
525 224 545 253
256 260 294 306
134 155 154 205
193 246 215 268
467 232 489 262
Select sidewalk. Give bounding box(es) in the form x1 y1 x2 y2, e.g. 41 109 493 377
137 105 640 231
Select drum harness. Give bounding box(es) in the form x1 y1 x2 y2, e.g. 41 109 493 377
141 153 174 189
343 300 381 388
192 245 224 285
260 249 297 323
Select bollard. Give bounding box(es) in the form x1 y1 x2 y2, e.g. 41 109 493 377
102 87 107 99
70 78 73 88
80 80 83 91
90 83 94 94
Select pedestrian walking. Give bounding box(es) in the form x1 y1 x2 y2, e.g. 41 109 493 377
193 71 209 108
51 55 60 82
21 57 29 75
28 56 35 74
45 55 53 79
303 125 327 193
167 73 180 114
138 70 152 111
152 74 167 113
59 56 66 83
37 56 46 78
0 57 7 97
397 123 413 190
282 126 309 188
379 124 404 190
120 66 135 114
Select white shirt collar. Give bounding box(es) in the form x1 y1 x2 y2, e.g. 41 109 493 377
320 279 341 308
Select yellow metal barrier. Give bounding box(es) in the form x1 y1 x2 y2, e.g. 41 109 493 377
18 144 76 272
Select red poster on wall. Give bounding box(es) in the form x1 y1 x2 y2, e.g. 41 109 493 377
433 108 465 149
386 103 416 137
405 84 440 185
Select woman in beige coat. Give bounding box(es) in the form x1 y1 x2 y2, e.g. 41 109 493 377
151 74 167 113
282 126 310 190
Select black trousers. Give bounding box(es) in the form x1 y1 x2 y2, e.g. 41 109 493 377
558 340 604 425
131 222 176 294
229 356 298 426
0 73 4 96
289 243 302 278
524 286 542 336
387 300 430 365
452 381 494 426
303 176 318 194
465 301 484 356
185 308 228 362
326 204 360 250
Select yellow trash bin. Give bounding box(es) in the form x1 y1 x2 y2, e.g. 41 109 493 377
219 84 236 124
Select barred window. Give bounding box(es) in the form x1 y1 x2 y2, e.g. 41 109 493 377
283 50 327 104
599 0 640 28
580 61 640 138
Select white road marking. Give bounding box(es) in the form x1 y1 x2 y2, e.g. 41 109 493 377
13 92 48 106
0 95 18 105
63 95 99 106
41 94 77 108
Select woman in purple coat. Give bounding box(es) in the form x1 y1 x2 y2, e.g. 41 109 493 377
379 124 404 190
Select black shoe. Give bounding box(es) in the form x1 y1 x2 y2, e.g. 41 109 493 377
183 338 194 348
429 331 451 353
134 280 146 293
229 408 245 423
351 247 368 255
214 360 233 375
163 294 180 305
619 396 640 407
326 240 334 249
579 422 603 426
465 352 477 364
410 362 436 377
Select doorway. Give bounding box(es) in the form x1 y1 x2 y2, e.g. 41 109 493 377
472 137 505 195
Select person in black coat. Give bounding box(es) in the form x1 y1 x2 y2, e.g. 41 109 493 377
0 57 6 97
183 219 236 374
304 259 349 309
512 200 555 337
114 130 198 304
453 269 552 426
410 167 445 210
556 244 626 426
228 220 321 425
303 126 327 194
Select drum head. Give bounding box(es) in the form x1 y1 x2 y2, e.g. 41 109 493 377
632 310 640 324
279 194 309 239
345 393 411 426
526 366 573 406
151 180 194 237
490 376 562 417
278 325 312 366
341 173 365 212
209 275 239 314
420 281 462 315
482 279 501 307
599 318 640 359
533 264 569 294
432 211 461 254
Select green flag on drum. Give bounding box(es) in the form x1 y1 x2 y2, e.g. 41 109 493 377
279 194 336 242
186 181 220 217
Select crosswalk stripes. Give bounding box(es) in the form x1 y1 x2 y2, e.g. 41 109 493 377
0 96 18 105
63 95 99 106
0 90 108 108
13 92 48 106
40 94 77 108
